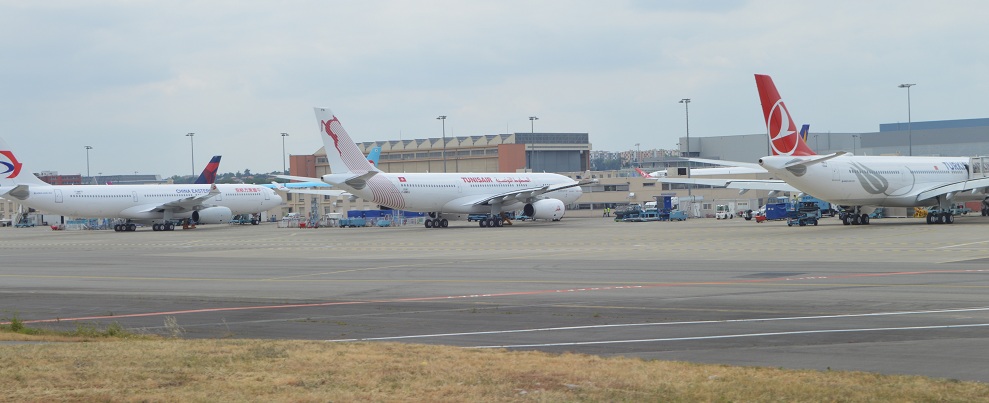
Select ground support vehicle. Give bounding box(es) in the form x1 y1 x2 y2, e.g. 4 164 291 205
231 214 261 225
667 210 688 221
624 209 660 222
339 218 367 227
613 204 643 221
715 204 734 219
764 202 792 220
787 201 821 226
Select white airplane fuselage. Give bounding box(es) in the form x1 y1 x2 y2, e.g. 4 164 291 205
760 155 979 207
6 184 281 220
327 172 583 214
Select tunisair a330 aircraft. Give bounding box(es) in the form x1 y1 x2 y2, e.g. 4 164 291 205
280 107 591 228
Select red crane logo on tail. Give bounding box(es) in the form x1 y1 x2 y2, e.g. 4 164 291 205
322 117 343 157
0 150 23 179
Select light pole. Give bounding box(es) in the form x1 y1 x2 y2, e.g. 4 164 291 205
529 116 538 171
185 133 195 176
813 134 819 152
84 146 92 179
281 132 290 174
852 134 859 155
436 116 447 173
635 143 640 166
898 83 915 156
679 98 691 198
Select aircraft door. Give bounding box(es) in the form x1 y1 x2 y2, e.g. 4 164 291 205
832 165 840 182
132 191 138 202
54 189 63 203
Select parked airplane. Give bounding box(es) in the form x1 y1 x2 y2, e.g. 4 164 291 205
658 74 989 225
280 107 589 228
0 138 283 232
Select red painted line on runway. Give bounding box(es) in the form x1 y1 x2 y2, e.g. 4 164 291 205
11 269 988 325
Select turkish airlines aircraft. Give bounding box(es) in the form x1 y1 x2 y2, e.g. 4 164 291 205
0 137 283 231
284 107 588 228
659 74 989 225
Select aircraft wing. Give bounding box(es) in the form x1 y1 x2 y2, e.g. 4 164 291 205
657 177 800 193
276 188 347 197
458 179 595 207
914 177 989 203
137 184 221 213
277 175 323 183
687 157 764 170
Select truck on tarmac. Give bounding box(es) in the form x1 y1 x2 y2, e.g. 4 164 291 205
715 204 734 219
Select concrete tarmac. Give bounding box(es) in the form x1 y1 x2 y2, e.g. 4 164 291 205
2 215 988 382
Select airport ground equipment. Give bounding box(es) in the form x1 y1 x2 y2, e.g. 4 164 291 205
667 210 688 221
230 214 261 225
613 204 642 220
339 218 366 227
715 204 734 219
800 195 835 217
764 201 792 221
787 201 821 226
623 208 660 222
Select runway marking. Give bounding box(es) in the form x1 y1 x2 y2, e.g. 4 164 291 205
8 269 989 325
327 306 989 342
936 239 989 249
262 251 581 280
470 323 989 349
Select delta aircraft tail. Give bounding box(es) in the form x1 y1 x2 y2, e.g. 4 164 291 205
755 74 816 156
315 107 380 174
194 155 222 184
0 137 49 187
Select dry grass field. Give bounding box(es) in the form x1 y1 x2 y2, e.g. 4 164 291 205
2 330 988 402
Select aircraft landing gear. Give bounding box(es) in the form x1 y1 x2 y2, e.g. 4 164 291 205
152 223 176 231
423 215 448 229
840 207 870 226
478 217 503 228
114 223 137 232
926 211 954 225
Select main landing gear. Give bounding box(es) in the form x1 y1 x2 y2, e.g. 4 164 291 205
113 223 137 232
423 212 449 229
925 210 955 225
152 222 177 231
840 206 871 226
477 216 504 228
841 213 870 225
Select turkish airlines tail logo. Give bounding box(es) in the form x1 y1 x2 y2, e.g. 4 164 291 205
755 74 816 156
0 150 23 179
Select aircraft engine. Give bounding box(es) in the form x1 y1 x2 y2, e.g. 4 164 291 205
524 199 566 221
192 206 233 224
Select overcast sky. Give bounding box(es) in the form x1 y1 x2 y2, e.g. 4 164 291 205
3 1 988 177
